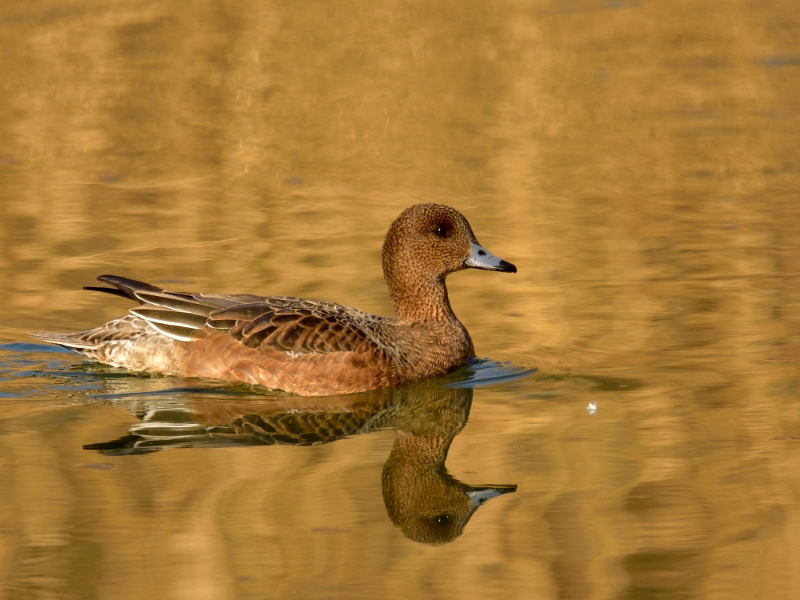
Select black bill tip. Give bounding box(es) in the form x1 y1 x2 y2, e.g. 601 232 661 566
497 260 517 274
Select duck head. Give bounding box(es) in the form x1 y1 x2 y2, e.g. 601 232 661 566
382 204 516 321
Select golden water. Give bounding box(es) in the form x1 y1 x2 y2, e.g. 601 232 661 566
1 0 799 598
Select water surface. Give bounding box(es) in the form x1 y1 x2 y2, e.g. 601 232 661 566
1 0 799 598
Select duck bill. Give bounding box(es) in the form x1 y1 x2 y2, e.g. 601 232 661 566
466 484 518 509
464 243 517 273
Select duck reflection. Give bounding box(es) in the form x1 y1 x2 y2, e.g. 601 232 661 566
85 384 516 544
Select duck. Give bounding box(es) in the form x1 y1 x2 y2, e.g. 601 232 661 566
33 203 517 396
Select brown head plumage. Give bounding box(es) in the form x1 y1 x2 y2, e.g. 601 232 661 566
382 204 515 322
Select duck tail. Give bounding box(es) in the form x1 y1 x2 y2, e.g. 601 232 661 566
30 331 98 351
83 275 163 303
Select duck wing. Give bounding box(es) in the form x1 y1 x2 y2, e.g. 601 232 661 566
87 275 381 356
207 300 378 354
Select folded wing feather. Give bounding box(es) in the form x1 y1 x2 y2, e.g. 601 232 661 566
91 277 376 356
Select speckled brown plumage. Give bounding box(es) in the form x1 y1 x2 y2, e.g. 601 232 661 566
33 204 516 396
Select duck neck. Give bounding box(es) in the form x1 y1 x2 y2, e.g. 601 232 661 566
387 272 456 323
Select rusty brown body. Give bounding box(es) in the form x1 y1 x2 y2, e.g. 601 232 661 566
33 204 516 396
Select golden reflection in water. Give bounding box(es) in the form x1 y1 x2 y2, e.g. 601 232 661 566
83 384 515 545
0 0 799 598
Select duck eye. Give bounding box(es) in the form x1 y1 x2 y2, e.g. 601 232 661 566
434 514 452 525
434 226 450 238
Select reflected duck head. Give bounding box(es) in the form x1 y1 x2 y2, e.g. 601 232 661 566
382 430 517 544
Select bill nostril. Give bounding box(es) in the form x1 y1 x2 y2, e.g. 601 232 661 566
478 250 486 256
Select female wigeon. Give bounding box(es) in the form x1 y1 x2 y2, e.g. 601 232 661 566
34 204 516 396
